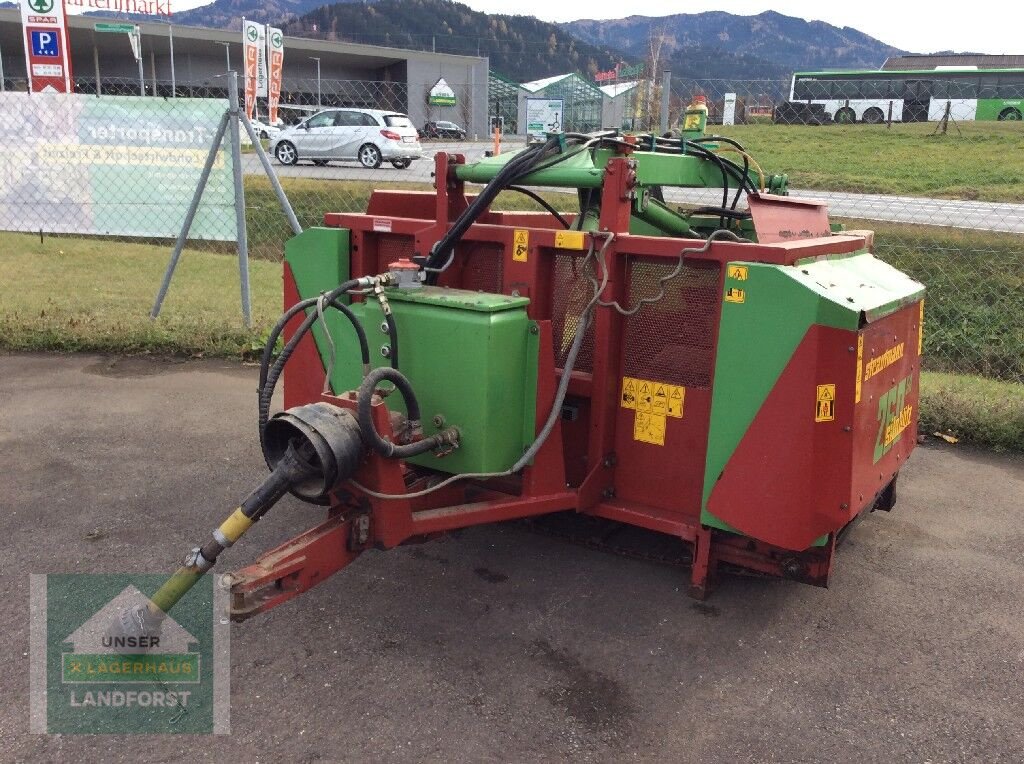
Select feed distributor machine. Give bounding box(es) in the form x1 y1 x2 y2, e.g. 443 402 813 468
143 122 925 626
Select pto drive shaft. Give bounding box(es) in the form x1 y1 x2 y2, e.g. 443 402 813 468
114 403 364 636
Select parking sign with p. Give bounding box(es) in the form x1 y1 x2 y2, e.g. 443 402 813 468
31 29 58 56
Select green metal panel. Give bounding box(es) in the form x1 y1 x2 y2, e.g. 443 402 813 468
333 289 538 474
284 227 352 366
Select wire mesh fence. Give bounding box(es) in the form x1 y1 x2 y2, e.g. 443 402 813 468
1 74 1021 383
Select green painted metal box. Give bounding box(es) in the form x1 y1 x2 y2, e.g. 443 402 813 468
331 288 539 475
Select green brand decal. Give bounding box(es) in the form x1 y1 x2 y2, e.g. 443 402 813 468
873 373 914 463
28 0 55 13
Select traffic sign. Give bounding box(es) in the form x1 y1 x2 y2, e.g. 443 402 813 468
31 29 58 56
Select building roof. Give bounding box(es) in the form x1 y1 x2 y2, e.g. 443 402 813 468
0 8 486 68
519 73 573 92
882 54 1024 71
598 81 639 98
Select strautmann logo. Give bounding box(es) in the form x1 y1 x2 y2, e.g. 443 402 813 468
30 573 229 734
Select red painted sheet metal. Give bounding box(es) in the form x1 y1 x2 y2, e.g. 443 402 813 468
747 192 832 245
850 302 922 507
707 325 857 550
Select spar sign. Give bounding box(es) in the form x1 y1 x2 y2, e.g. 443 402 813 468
242 18 267 120
20 0 73 93
267 26 284 124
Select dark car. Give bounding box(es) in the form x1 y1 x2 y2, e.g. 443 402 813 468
420 120 467 140
773 102 833 126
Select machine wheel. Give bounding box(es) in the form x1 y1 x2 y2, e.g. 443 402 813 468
997 107 1022 121
391 158 412 169
358 143 383 169
312 159 330 167
835 107 856 124
862 107 885 124
275 141 298 165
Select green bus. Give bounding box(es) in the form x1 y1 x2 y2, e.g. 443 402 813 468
789 68 1024 123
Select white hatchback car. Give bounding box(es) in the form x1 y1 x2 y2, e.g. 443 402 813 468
270 108 423 169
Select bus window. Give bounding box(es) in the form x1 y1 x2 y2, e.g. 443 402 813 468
833 79 862 99
978 75 999 99
794 78 830 100
998 74 1024 98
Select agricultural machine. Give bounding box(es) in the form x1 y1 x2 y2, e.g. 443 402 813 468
143 118 925 626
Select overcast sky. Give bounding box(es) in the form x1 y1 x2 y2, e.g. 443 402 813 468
157 0 1015 55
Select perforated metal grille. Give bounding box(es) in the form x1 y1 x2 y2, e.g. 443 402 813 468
375 234 414 271
551 251 595 373
458 243 504 293
622 259 721 388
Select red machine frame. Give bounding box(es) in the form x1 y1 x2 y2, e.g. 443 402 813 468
229 153 879 619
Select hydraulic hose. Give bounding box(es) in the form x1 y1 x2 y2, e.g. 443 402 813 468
356 366 459 459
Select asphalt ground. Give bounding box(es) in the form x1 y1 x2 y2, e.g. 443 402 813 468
2 352 1022 762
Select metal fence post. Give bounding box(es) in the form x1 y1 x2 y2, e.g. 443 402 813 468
227 73 252 327
238 112 303 236
660 69 671 135
150 109 231 319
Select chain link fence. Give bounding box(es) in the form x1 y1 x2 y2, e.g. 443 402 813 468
1 74 1021 383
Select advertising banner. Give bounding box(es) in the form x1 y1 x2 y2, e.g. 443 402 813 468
0 93 236 241
242 19 266 119
20 0 73 93
267 26 284 124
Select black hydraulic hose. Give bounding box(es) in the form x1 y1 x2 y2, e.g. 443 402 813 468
356 367 459 459
425 142 547 273
259 279 364 392
259 290 370 450
384 312 399 369
506 185 571 228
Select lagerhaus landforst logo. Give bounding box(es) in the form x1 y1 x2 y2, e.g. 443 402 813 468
30 573 230 734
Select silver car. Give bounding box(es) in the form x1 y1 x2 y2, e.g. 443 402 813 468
270 108 423 169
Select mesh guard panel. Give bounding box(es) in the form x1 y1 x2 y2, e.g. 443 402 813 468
374 234 414 272
551 251 595 373
458 243 504 293
623 258 720 388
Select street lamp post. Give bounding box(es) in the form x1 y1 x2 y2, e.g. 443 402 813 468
219 42 231 74
310 56 321 108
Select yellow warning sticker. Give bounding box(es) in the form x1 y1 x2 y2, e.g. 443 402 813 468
633 411 666 446
667 386 685 418
683 113 701 130
554 230 586 250
855 335 864 404
621 377 685 446
620 377 638 409
727 264 749 281
513 229 529 262
815 383 836 423
724 287 745 303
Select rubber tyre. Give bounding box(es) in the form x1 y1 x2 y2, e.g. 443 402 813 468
275 141 297 165
862 107 885 124
835 107 856 124
312 159 330 166
997 107 1022 121
391 159 412 169
358 143 382 169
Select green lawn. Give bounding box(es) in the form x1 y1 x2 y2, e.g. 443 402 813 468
0 232 278 356
713 121 1024 202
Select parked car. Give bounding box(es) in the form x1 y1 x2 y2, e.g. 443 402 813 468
420 120 467 140
773 101 833 126
270 109 422 169
250 118 282 140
